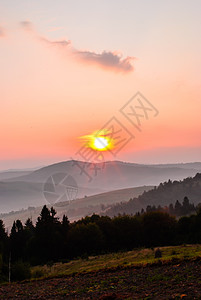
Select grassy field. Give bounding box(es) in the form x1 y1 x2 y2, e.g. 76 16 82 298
31 244 201 279
1 244 201 299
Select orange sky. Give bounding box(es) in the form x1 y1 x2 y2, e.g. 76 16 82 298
1 1 201 169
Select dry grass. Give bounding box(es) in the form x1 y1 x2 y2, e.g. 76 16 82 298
31 244 201 280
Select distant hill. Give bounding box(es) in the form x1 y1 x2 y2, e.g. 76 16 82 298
0 171 33 181
105 173 201 216
5 161 201 187
0 185 153 231
0 160 201 213
148 162 201 170
0 166 43 180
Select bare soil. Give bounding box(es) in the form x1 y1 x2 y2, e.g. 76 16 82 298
0 258 201 299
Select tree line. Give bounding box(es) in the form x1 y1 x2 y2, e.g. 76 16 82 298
1 204 201 281
137 197 197 217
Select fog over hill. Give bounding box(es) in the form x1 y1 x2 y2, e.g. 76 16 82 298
0 160 201 213
0 185 153 231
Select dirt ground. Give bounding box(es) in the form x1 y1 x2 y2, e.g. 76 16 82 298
0 259 201 299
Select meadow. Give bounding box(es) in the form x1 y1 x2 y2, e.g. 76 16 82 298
31 244 201 279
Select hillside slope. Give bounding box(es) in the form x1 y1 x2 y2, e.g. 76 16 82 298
105 173 201 216
0 185 153 230
1 160 200 213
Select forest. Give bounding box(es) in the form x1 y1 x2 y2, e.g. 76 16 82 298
1 203 201 281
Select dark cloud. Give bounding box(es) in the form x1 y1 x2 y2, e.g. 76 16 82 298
75 50 135 73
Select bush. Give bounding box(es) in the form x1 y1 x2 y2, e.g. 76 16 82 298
11 261 31 281
154 248 162 258
31 267 45 279
47 260 54 269
81 253 89 260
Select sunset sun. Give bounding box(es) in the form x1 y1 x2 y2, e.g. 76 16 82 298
80 130 114 152
94 136 109 150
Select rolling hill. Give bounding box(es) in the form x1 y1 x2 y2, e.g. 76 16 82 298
0 160 201 213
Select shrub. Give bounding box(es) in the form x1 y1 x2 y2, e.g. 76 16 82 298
11 261 31 281
154 248 162 258
31 267 45 279
47 260 54 268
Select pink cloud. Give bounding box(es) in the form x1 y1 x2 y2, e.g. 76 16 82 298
41 37 71 47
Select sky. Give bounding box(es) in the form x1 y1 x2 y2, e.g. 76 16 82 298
0 0 201 170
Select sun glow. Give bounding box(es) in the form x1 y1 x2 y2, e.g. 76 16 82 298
80 130 114 152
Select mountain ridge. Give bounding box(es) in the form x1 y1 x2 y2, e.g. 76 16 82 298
0 160 201 213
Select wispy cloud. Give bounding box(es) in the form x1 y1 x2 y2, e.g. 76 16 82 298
47 39 135 73
41 37 71 47
20 20 135 73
